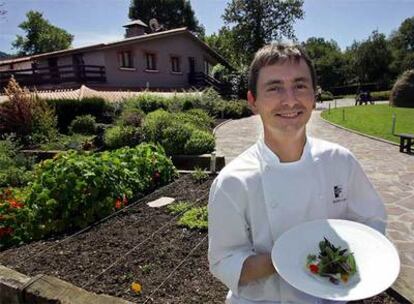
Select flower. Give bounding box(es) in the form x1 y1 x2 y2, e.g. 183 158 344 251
131 281 142 294
114 199 122 210
309 264 319 274
8 200 23 209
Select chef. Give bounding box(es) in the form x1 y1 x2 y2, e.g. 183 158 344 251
208 43 386 304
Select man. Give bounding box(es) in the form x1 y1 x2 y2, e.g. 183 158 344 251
208 43 386 304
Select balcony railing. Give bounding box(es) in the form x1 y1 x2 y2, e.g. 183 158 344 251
0 64 106 89
188 72 231 96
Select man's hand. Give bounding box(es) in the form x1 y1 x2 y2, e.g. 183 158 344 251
239 253 277 285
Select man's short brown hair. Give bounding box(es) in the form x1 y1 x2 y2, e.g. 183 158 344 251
248 43 317 98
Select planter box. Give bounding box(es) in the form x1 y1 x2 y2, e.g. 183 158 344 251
0 264 132 304
171 153 225 171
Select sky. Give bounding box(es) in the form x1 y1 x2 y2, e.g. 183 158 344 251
0 0 414 55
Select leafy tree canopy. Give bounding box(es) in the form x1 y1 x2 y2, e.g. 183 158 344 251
128 0 204 37
222 0 304 65
12 10 73 56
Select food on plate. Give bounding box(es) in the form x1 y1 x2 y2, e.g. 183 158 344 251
306 237 357 285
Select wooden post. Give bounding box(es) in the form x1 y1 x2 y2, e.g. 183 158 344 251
342 108 345 121
334 99 337 109
328 103 331 114
210 151 216 173
391 113 396 135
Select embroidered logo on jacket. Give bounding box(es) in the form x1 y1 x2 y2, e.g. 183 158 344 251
333 185 346 203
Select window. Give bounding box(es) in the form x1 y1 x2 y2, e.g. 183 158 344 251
146 53 157 70
171 56 181 73
118 51 133 68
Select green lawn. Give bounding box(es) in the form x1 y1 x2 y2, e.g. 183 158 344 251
321 104 414 143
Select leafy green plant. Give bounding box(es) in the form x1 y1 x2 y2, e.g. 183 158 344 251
191 167 209 184
68 115 97 135
104 125 143 150
178 206 208 230
184 130 215 155
167 201 192 215
24 143 177 241
0 188 33 249
0 135 35 187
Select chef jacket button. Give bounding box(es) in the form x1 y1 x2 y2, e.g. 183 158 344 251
271 201 278 208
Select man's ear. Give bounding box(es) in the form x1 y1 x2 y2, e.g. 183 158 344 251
247 90 258 114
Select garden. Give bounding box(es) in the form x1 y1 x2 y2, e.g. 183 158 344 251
0 76 251 250
0 75 408 303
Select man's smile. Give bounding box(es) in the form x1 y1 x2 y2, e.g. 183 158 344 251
275 111 304 118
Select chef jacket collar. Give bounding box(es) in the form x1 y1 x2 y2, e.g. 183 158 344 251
257 135 311 168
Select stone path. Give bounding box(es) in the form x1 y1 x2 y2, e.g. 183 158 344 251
215 104 414 302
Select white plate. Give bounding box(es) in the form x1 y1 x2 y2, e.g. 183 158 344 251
271 219 400 301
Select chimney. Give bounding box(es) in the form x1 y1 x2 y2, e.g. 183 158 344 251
123 19 148 38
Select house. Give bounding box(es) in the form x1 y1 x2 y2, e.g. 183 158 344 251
0 20 232 94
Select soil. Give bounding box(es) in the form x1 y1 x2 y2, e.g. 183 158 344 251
0 174 404 304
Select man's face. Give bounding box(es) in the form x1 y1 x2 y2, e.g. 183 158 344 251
247 58 315 138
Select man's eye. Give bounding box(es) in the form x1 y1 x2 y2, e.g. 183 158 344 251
296 84 307 89
268 87 282 92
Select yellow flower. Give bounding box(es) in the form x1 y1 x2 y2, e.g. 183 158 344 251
131 281 142 294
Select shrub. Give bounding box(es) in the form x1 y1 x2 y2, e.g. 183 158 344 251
143 110 173 143
47 97 113 131
320 91 334 101
104 125 143 150
391 70 414 108
0 77 58 144
0 135 35 187
184 130 215 155
175 110 213 132
223 100 251 119
160 122 193 155
24 144 177 240
371 90 391 101
123 93 170 114
178 206 208 230
118 108 145 128
69 115 97 135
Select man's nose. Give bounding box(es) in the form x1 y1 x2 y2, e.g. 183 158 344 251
281 88 300 105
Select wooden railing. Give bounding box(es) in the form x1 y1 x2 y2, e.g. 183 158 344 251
0 64 106 89
188 72 231 96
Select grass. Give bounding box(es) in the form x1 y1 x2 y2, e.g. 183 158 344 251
321 104 414 143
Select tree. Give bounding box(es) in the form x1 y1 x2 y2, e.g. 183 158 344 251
345 31 393 85
128 0 204 37
12 10 73 56
222 0 304 65
204 26 242 66
302 37 346 90
390 17 414 76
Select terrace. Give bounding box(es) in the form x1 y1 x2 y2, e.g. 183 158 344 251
0 64 106 89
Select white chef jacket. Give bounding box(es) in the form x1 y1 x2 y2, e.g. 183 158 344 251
208 136 387 304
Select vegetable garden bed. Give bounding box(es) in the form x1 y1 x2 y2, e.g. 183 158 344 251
0 174 405 304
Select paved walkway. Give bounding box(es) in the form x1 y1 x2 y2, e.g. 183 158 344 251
215 103 414 302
